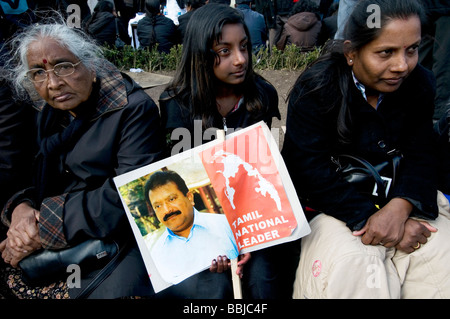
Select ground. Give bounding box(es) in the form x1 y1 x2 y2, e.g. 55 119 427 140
142 69 302 149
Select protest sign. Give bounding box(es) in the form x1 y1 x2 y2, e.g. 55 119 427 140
201 124 301 252
113 122 310 293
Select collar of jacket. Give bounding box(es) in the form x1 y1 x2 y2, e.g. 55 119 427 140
36 60 127 121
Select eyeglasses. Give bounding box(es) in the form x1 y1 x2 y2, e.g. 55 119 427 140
25 61 82 82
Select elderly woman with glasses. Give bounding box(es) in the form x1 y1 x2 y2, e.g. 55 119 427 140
0 21 166 298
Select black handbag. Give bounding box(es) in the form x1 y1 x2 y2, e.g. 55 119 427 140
19 239 120 295
332 150 402 205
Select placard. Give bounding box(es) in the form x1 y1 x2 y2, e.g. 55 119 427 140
114 122 310 293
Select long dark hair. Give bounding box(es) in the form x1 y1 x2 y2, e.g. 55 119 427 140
289 0 426 143
162 4 267 129
143 0 161 47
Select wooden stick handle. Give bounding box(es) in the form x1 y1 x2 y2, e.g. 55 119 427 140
231 258 243 299
216 128 242 299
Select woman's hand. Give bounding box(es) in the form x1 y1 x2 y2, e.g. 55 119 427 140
394 219 436 253
0 202 42 267
236 253 251 278
353 198 413 248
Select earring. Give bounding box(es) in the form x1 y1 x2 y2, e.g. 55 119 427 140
93 77 97 83
349 59 353 63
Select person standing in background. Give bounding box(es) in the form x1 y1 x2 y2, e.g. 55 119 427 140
137 0 178 53
235 0 268 54
85 0 131 47
177 0 206 44
334 0 359 40
254 0 293 51
419 0 450 120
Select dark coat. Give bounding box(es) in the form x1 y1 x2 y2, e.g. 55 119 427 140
66 72 164 298
276 12 322 51
237 4 268 53
421 0 450 18
254 0 294 29
435 109 450 194
317 13 337 46
177 10 193 44
136 14 178 53
282 64 439 231
86 11 130 47
1 62 165 298
0 82 37 223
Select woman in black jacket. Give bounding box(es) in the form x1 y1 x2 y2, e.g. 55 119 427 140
85 0 130 47
137 0 178 53
282 0 450 298
0 20 165 298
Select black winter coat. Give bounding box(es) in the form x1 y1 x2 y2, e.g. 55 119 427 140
255 0 293 29
0 82 37 218
282 64 439 231
2 63 165 298
86 12 130 47
421 0 450 17
177 10 193 44
136 15 178 53
435 109 450 194
64 72 164 298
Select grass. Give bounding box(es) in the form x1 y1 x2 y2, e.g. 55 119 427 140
102 44 321 72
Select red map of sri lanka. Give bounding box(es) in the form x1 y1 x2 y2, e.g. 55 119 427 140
201 126 298 251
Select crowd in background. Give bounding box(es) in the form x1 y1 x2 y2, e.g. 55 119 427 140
0 1 341 56
2 0 446 120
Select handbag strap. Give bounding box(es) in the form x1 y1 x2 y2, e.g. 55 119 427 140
337 154 387 201
386 149 402 186
74 240 130 299
114 18 120 38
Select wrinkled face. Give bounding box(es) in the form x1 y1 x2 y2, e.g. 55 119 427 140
26 38 95 113
346 16 421 95
212 23 249 86
149 181 195 238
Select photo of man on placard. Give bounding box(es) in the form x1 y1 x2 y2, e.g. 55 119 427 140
144 170 239 285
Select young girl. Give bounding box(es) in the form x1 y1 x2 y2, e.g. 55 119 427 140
282 0 450 298
160 4 280 148
159 4 298 299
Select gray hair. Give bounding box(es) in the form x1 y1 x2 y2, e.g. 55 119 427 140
2 18 105 102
